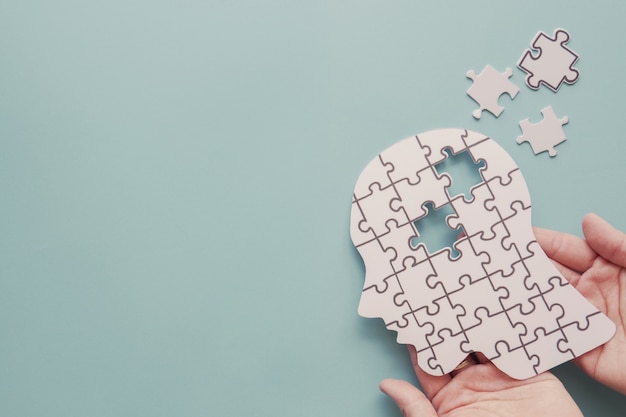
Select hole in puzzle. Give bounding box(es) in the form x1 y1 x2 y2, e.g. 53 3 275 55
409 149 484 257
411 202 461 257
434 148 485 201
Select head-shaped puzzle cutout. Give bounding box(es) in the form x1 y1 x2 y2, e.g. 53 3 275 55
350 128 615 379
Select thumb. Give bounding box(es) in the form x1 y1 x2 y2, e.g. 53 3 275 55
380 379 438 417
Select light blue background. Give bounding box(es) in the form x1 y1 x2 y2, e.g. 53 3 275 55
1 1 625 416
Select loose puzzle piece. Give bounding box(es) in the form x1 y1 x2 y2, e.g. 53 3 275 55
517 106 568 156
518 28 580 92
466 65 519 119
350 128 616 380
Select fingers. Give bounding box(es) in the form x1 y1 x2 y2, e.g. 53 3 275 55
534 226 596 273
408 345 450 399
582 213 626 269
379 379 439 417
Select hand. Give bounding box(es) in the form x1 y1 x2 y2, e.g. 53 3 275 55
534 213 626 394
380 346 583 417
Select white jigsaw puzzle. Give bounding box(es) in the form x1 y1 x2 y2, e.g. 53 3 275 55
518 28 580 92
466 65 519 119
517 106 569 157
350 128 615 380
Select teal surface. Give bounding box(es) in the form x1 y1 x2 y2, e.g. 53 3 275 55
1 1 626 416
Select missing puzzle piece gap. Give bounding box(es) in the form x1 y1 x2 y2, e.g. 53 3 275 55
411 202 462 257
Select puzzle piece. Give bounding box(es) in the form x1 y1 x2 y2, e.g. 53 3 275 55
428 237 491 294
412 293 466 336
352 155 393 200
350 199 375 247
517 106 569 157
358 274 411 327
390 171 452 222
490 341 534 379
357 239 396 293
558 312 617 357
491 261 540 314
378 220 422 272
469 222 518 277
518 28 580 92
460 308 526 366
540 276 605 329
523 327 573 376
466 65 519 119
450 275 508 330
380 135 431 184
351 129 616 380
483 170 531 220
507 294 563 342
355 182 410 237
417 129 471 165
393 256 442 309
447 181 500 240
521 241 564 293
465 137 520 186
501 201 536 259
387 311 435 352
419 328 469 376
427 239 490 295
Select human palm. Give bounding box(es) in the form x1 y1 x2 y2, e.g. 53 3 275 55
535 213 626 394
381 346 583 417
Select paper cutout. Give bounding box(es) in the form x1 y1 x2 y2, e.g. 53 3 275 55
466 65 519 119
518 28 580 92
350 128 615 379
517 106 569 157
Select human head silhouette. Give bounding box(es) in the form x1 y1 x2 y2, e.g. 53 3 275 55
350 128 614 379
